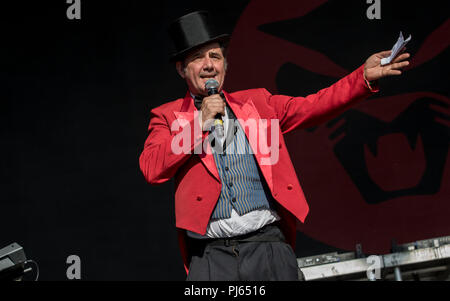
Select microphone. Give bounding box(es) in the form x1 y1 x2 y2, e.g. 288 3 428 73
205 79 224 138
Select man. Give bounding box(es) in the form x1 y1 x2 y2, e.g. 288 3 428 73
139 11 410 280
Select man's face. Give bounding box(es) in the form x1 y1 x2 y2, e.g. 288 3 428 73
176 42 226 97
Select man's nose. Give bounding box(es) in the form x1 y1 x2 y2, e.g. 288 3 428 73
202 57 214 70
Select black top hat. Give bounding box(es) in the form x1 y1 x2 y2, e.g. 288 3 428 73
168 11 229 62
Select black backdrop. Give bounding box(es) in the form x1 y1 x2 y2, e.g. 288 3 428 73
1 1 449 280
1 0 250 281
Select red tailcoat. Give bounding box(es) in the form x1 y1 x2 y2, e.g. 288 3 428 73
139 65 378 273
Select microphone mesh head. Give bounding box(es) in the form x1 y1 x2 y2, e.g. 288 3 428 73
205 79 219 90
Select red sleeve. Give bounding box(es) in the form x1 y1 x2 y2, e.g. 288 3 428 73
266 64 379 134
139 107 208 184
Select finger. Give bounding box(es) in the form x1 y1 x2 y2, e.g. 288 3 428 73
393 52 410 63
204 102 222 112
390 60 409 70
378 50 392 58
209 103 224 110
206 100 224 109
387 69 402 76
210 103 225 115
204 95 223 102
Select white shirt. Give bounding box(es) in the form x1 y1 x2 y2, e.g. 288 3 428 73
187 208 280 239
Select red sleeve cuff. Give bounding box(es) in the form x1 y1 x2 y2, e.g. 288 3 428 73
362 68 379 92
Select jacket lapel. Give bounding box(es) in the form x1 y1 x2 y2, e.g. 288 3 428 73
174 92 220 182
224 92 274 193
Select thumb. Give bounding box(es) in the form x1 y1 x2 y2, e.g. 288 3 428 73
378 50 392 58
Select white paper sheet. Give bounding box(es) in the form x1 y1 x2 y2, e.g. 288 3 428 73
381 31 411 66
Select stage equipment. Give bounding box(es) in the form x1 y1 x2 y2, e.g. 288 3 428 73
0 243 38 281
297 236 450 281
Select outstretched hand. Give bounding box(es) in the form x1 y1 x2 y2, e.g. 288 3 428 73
364 49 410 82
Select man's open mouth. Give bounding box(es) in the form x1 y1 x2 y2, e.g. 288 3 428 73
200 74 217 79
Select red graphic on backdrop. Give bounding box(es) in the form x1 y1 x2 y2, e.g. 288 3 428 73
226 0 450 253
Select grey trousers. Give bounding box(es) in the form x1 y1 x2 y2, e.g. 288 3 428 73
186 224 299 281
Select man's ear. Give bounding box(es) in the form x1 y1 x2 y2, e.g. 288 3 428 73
176 61 185 79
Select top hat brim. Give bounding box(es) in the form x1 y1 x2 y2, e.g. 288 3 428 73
169 34 230 62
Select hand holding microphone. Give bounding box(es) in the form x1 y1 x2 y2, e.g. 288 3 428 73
200 79 225 137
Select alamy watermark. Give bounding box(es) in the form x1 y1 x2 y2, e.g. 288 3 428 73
66 255 81 280
366 0 381 20
170 112 280 165
366 255 382 280
66 0 81 20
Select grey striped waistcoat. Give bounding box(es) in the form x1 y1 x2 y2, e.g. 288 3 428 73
210 106 274 219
